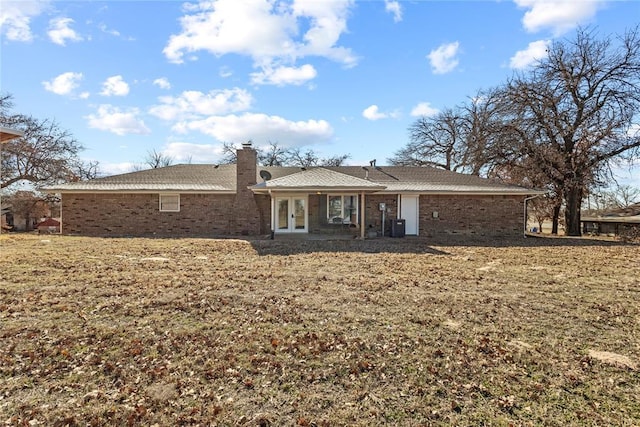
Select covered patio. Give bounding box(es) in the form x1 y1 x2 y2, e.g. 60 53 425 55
250 168 386 239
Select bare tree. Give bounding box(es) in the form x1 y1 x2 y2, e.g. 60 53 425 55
258 141 289 166
587 183 640 212
609 184 640 208
528 195 558 233
492 27 640 235
70 159 100 181
390 108 471 171
287 148 350 167
320 153 350 167
219 141 240 164
144 149 173 169
217 140 350 168
1 94 96 189
288 148 319 168
390 90 503 176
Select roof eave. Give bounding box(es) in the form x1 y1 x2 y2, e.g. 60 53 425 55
0 127 24 143
43 188 236 194
376 190 546 195
251 185 386 194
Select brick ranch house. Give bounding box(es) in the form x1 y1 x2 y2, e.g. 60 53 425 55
44 143 543 238
581 202 640 237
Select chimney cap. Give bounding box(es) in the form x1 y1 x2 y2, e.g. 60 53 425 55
241 140 253 149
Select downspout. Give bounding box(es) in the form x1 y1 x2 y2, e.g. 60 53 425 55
523 195 540 238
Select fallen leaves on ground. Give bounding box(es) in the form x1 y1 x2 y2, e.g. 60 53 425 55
1 234 639 425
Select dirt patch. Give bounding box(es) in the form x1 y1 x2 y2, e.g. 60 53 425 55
588 350 638 370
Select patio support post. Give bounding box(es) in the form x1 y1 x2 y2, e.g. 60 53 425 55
360 191 365 239
270 190 275 239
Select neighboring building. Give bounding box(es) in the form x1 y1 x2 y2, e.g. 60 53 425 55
582 202 640 236
0 127 24 143
44 144 543 238
35 217 61 234
1 127 25 233
1 205 13 231
1 193 54 232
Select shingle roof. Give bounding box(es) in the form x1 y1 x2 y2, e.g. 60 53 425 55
251 168 386 192
36 218 60 227
44 165 298 192
45 164 236 192
582 215 640 224
582 202 640 224
44 163 541 195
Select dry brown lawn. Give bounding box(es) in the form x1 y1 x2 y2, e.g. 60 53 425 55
1 234 639 426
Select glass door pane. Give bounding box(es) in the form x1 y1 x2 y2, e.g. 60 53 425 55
293 198 306 230
277 199 289 230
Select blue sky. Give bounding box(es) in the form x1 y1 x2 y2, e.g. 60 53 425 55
1 0 639 186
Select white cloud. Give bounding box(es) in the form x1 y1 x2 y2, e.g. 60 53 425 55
291 0 356 65
100 75 130 97
219 66 233 78
0 0 48 42
362 105 399 121
42 71 83 95
149 88 253 121
164 0 292 64
99 161 138 176
385 0 402 22
251 64 317 86
153 77 171 90
86 105 150 136
162 142 223 163
173 113 333 147
510 39 550 69
47 17 82 45
163 0 356 84
514 0 604 35
98 23 120 37
428 41 460 74
411 102 439 117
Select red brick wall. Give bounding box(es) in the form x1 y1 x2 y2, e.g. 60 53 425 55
60 187 524 238
61 193 241 236
307 194 321 232
255 194 271 235
419 194 524 237
364 195 399 236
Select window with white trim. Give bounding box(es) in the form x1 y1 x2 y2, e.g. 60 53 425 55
159 194 180 212
327 194 358 224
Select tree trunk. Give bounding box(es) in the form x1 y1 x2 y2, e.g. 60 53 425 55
551 204 561 235
564 186 583 236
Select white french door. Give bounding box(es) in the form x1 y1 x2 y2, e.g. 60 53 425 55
275 196 308 233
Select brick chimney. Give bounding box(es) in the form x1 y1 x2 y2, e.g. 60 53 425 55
233 142 261 235
236 142 257 191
